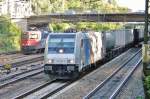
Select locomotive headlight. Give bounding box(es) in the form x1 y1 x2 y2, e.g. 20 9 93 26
68 59 74 64
47 59 53 64
59 49 64 53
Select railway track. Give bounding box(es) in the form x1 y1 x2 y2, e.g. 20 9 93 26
0 48 141 99
0 67 43 88
109 59 142 99
0 68 71 99
0 51 19 55
83 49 142 99
0 52 22 64
14 80 72 99
49 48 141 99
0 62 43 80
40 49 139 99
0 51 24 60
9 55 44 68
0 54 43 69
13 49 138 99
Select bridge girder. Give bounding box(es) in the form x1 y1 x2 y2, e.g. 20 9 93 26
26 13 146 25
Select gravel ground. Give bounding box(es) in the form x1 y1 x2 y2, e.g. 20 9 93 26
49 48 140 99
24 81 68 99
116 63 145 99
0 61 43 77
90 51 141 99
0 53 26 64
0 73 51 99
0 53 43 65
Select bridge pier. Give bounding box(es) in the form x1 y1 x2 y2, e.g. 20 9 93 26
11 18 28 32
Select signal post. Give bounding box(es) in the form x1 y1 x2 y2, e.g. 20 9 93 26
143 0 150 76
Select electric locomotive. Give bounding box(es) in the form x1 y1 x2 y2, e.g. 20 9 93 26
21 27 49 54
44 32 106 79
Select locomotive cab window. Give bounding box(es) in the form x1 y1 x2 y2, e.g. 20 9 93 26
22 33 29 39
48 34 76 54
29 34 38 39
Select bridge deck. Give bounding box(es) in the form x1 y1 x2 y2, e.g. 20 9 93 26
24 13 147 25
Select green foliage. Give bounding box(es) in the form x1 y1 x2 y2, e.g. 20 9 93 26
67 0 82 10
44 0 127 32
50 23 72 32
49 22 123 32
31 0 67 14
0 16 21 53
31 0 129 14
144 76 150 98
136 96 143 99
144 76 150 89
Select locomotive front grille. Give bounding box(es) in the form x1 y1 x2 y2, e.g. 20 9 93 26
53 65 67 72
44 64 76 72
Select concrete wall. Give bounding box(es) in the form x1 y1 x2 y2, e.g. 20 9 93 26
11 18 28 32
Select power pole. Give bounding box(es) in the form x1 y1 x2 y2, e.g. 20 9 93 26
143 0 150 76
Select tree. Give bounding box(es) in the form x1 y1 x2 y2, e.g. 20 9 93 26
0 16 21 52
30 0 129 14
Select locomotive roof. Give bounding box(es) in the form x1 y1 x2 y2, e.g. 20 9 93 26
49 32 76 35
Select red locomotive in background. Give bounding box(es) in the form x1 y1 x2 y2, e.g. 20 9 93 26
21 27 49 54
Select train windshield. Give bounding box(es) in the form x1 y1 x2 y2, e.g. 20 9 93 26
29 34 38 39
22 32 38 39
48 34 75 54
22 33 29 39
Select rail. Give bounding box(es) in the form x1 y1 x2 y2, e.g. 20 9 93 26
83 48 141 99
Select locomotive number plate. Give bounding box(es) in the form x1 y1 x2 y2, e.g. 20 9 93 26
54 59 67 64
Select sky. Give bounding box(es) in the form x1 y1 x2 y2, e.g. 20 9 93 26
118 0 145 11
